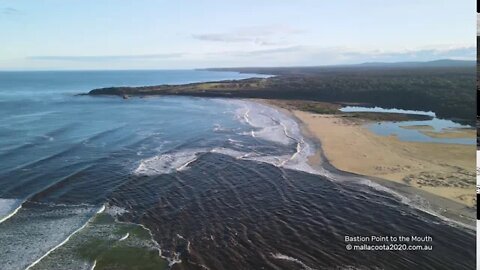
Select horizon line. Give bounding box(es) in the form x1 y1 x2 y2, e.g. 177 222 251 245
0 58 474 72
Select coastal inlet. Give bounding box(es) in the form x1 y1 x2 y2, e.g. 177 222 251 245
0 71 475 270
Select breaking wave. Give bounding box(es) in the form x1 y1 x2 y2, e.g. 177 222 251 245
0 198 23 224
134 149 204 175
134 100 322 177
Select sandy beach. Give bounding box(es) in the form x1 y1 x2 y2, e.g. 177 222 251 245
292 111 476 209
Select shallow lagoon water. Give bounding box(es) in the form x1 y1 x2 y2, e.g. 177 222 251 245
340 106 474 144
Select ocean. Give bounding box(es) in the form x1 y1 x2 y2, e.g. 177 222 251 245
0 70 475 270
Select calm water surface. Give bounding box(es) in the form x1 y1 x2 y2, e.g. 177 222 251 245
340 106 474 144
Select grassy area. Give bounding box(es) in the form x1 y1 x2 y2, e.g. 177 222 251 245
260 99 340 114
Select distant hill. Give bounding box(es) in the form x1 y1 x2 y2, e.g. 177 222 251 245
355 59 475 68
204 59 475 76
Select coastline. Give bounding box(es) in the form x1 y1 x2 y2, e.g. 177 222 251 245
87 63 476 124
4 67 477 269
255 99 476 228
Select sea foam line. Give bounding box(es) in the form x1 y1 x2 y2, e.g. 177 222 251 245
357 178 475 231
119 233 130 241
242 108 257 137
113 215 183 267
0 166 93 225
0 203 22 224
90 260 96 270
243 109 252 125
230 99 473 230
271 253 315 270
24 204 105 270
176 157 198 171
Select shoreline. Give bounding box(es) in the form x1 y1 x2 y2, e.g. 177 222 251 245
255 99 476 228
86 63 476 124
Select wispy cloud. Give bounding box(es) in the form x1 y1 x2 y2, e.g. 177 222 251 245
2 7 19 15
193 25 303 46
28 53 183 61
193 33 252 43
22 45 474 69
207 45 475 66
340 46 476 61
219 46 302 57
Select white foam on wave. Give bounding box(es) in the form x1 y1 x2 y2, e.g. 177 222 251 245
24 205 105 270
224 100 475 228
104 205 129 217
134 100 326 176
89 260 96 270
96 204 106 214
353 177 475 231
235 103 297 145
89 204 169 267
119 233 130 241
0 199 23 224
271 253 315 270
213 123 233 133
211 147 247 159
134 149 203 176
107 206 183 267
2 203 95 269
229 100 475 228
211 145 326 176
24 203 166 270
176 234 192 253
229 100 323 175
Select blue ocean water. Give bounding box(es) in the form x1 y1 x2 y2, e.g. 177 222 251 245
0 71 475 270
0 70 268 175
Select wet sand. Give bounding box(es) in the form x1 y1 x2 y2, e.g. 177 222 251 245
401 125 476 139
253 99 475 226
292 111 476 208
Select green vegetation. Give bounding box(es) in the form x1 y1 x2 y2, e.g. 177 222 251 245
88 61 475 123
262 100 340 114
345 112 432 122
297 103 339 114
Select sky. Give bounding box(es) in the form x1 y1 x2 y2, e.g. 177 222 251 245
0 0 476 70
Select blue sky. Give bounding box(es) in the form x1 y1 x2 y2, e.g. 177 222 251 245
0 0 475 70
